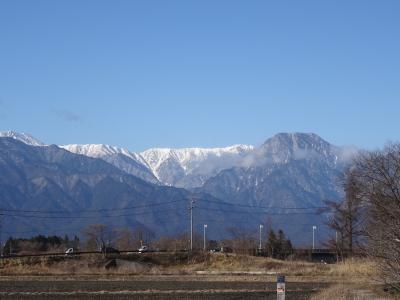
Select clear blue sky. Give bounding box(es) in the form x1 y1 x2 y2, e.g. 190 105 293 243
1 1 399 151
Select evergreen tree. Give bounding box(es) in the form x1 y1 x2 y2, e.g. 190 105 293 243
72 235 80 249
63 235 70 247
266 229 278 258
265 229 294 259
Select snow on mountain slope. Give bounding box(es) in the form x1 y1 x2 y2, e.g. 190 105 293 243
0 130 45 146
257 132 357 166
62 143 254 188
200 133 356 210
140 144 254 188
62 144 139 161
61 144 159 184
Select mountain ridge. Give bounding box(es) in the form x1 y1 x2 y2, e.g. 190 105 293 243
0 130 358 189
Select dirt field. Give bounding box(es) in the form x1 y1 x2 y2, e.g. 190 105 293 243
0 276 328 299
0 253 388 299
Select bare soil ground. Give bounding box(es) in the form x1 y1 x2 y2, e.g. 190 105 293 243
0 276 327 299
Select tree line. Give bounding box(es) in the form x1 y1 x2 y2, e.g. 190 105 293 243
2 235 79 255
1 225 294 259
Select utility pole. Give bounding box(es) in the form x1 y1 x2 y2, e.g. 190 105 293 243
189 199 195 251
203 224 207 251
335 230 338 245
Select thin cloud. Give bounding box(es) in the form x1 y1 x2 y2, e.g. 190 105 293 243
52 108 82 123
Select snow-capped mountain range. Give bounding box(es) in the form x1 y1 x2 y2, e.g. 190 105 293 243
0 130 357 189
0 130 359 242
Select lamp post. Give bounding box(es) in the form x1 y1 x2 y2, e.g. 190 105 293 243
203 224 208 251
259 224 264 250
312 225 317 250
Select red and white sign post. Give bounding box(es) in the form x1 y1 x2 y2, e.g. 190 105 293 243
277 275 285 300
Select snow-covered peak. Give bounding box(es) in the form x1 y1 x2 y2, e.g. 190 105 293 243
0 130 45 146
141 144 253 170
142 144 253 157
139 144 254 187
61 143 158 184
62 144 132 158
61 144 152 168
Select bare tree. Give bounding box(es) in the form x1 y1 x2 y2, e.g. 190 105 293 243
320 170 364 256
82 224 116 251
225 227 256 254
115 228 137 250
132 227 155 247
351 144 400 290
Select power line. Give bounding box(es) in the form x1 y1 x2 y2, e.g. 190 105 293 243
0 202 328 220
195 206 327 215
1 208 182 219
0 199 186 214
0 198 332 215
1 211 188 236
196 198 330 210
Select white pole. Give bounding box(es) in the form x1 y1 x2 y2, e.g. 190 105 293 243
259 224 263 250
203 224 207 251
312 226 316 250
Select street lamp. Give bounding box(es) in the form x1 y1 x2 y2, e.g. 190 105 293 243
259 224 264 250
203 224 208 251
312 226 317 250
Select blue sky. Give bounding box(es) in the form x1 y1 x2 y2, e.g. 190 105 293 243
0 1 399 151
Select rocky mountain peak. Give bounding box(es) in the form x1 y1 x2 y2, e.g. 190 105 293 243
0 130 45 147
259 132 338 164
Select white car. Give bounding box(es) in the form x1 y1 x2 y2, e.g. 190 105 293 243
65 248 75 255
138 245 148 253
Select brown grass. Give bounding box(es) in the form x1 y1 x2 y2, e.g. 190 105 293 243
0 252 378 280
176 253 377 279
310 283 398 300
